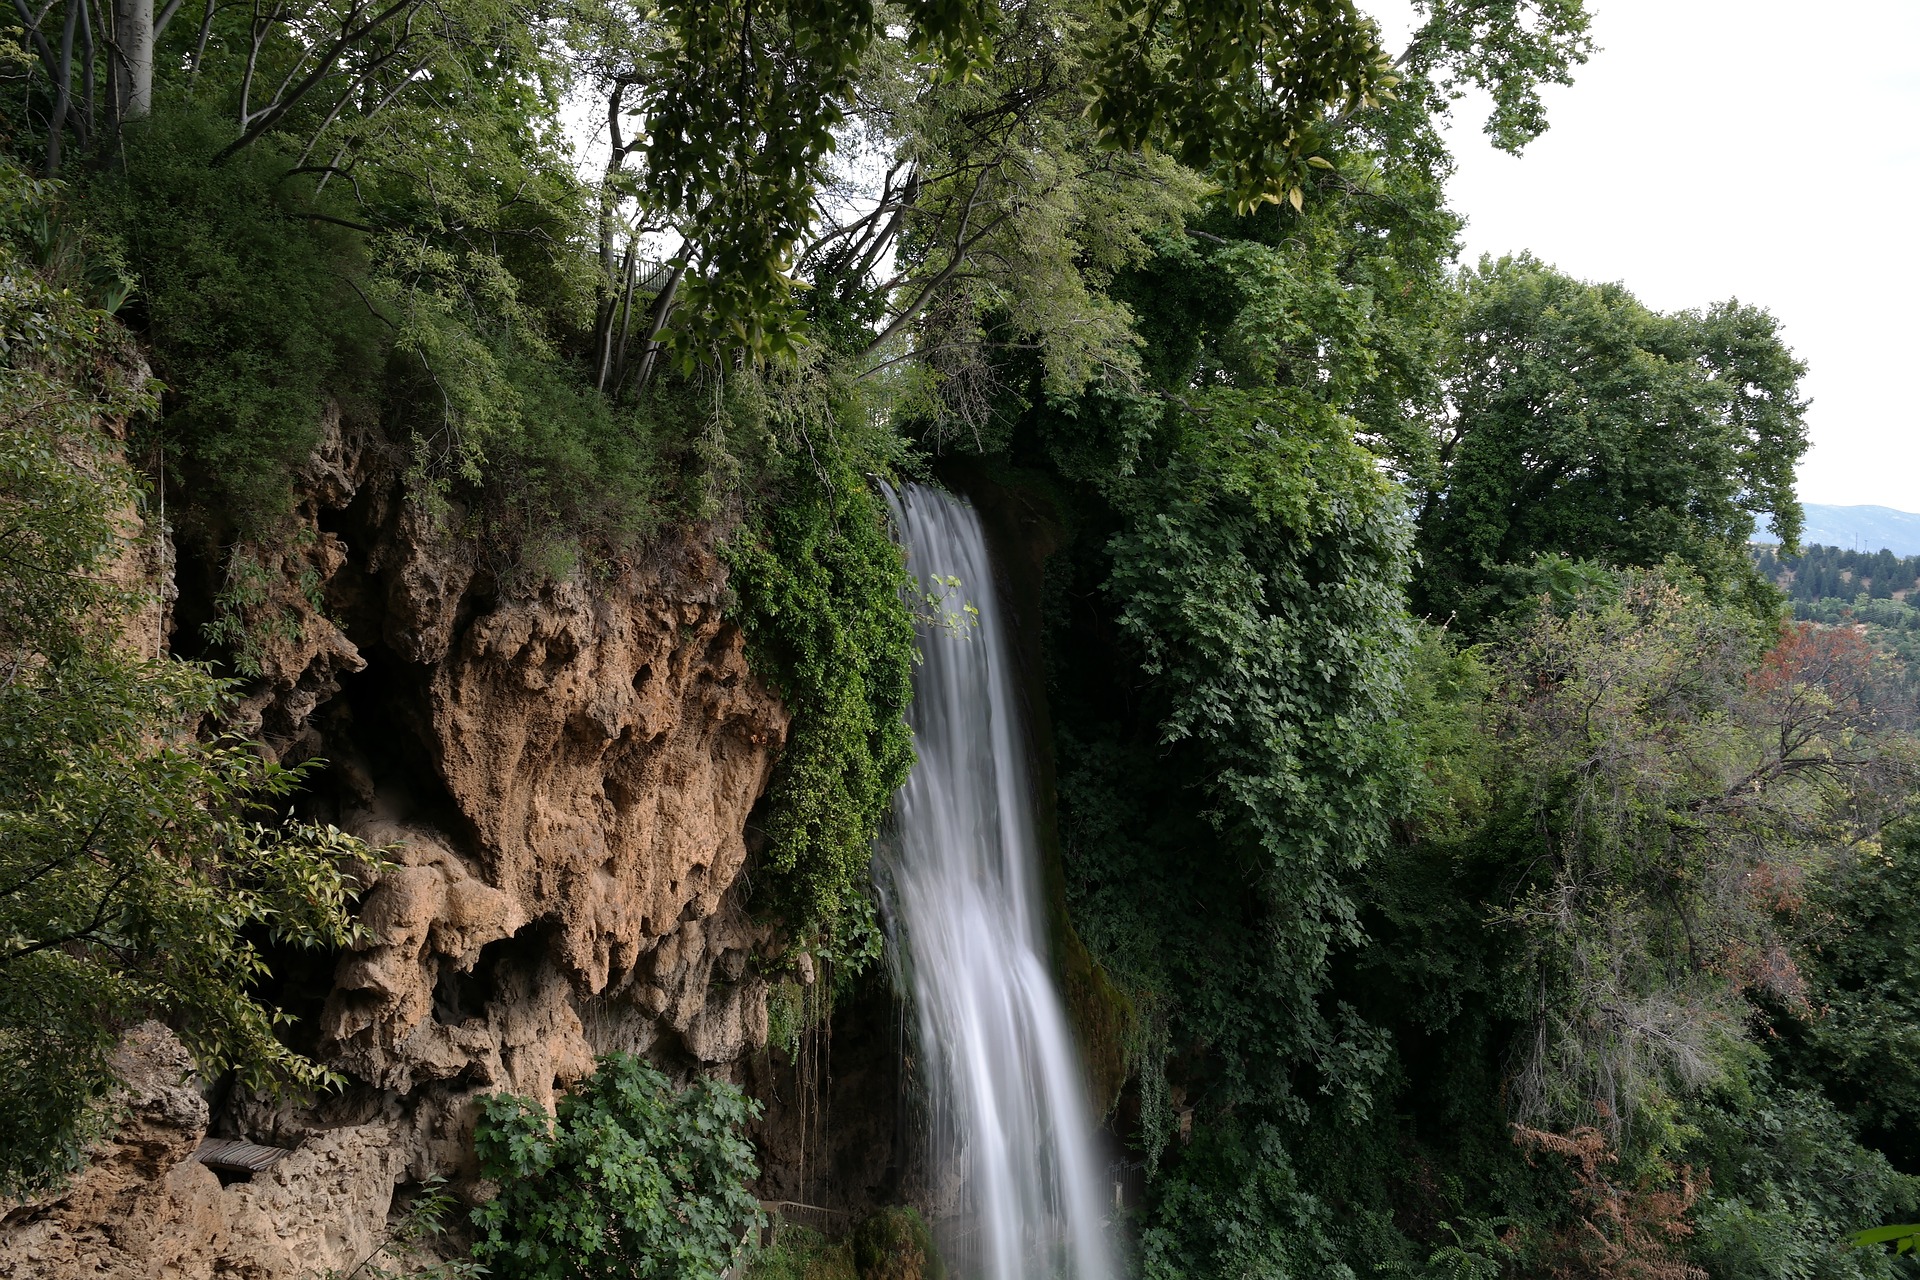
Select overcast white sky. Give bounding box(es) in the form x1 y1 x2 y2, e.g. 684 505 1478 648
1373 0 1920 509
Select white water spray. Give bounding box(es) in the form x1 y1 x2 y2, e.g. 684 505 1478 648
879 483 1114 1280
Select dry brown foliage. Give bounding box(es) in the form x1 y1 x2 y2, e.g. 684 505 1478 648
1512 1120 1706 1280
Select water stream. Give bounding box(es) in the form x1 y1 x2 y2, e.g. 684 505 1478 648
878 483 1114 1280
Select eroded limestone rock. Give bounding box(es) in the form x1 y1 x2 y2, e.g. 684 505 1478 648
0 1024 400 1280
316 528 789 1101
2 414 797 1277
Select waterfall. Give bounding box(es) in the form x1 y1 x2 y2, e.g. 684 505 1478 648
879 483 1115 1280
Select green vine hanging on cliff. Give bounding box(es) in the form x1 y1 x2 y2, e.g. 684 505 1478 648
725 423 916 965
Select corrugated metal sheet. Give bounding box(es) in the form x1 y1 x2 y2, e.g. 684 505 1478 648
193 1138 291 1174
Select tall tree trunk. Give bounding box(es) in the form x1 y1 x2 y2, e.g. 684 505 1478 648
632 259 687 392
110 0 152 123
607 248 641 393
46 0 80 173
79 0 96 138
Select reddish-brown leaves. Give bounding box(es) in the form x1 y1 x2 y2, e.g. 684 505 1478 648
1513 1121 1707 1280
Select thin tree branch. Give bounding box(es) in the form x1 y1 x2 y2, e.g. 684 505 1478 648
293 41 427 166
218 0 418 161
78 0 95 136
0 813 112 903
188 0 215 79
11 0 65 105
632 255 687 390
862 190 1010 361
45 0 79 173
300 210 378 233
0 863 141 968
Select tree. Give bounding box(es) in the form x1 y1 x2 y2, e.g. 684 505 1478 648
0 162 373 1192
554 0 1596 366
1321 579 1920 1277
1484 583 1917 1132
0 0 1605 492
1414 255 1808 627
7 0 486 172
588 0 1395 359
1023 171 1428 1276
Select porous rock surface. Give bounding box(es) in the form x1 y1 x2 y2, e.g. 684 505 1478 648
0 411 796 1276
0 1023 406 1280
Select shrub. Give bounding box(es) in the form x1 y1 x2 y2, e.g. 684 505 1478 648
743 1224 858 1280
472 1053 763 1280
1685 1078 1920 1280
1771 823 1920 1161
1511 1123 1705 1280
81 108 382 529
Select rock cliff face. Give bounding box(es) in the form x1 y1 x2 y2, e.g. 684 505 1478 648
0 411 805 1277
0 1023 414 1280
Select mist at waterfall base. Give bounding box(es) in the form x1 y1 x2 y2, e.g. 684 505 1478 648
877 483 1116 1280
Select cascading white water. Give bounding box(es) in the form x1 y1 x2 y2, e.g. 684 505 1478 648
879 483 1114 1280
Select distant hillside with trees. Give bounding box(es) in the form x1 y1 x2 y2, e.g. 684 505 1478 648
1768 505 1920 557
1754 544 1920 698
1756 544 1920 604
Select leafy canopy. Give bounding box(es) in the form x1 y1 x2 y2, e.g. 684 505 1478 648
1769 822 1920 1164
1415 254 1808 627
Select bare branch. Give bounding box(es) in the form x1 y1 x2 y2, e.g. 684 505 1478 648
862 163 1008 360
218 0 421 162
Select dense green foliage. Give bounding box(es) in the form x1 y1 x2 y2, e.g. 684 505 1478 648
741 1210 944 1280
994 101 1433 1269
1035 345 1417 1119
472 1053 763 1279
1253 583 1920 1278
1415 255 1807 627
84 111 381 523
1686 1074 1918 1279
1767 824 1920 1167
15 0 1920 1274
742 1224 860 1280
850 1207 945 1280
725 394 918 963
0 163 372 1193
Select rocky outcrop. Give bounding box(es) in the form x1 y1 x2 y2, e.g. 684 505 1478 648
0 1025 229 1280
317 526 791 1105
0 410 799 1277
205 404 380 759
0 1024 404 1280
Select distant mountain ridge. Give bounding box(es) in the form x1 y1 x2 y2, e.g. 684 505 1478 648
1758 504 1920 557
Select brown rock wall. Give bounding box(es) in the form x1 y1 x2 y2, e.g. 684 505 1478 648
1 411 801 1277
0 1024 401 1280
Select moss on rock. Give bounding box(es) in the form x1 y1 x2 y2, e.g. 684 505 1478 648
850 1206 945 1280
